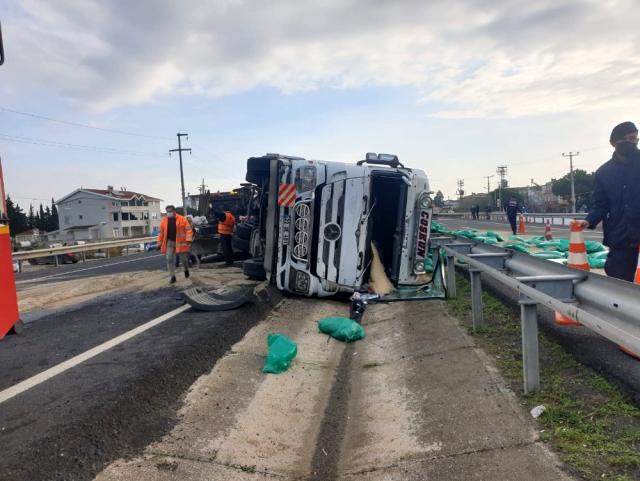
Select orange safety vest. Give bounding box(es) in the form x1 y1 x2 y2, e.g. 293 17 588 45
158 214 193 254
218 212 236 236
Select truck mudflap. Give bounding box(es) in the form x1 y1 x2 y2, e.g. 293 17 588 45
182 284 257 311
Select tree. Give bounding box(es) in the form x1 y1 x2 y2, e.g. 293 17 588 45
38 203 47 231
433 190 444 207
551 169 595 211
27 204 36 229
49 198 59 232
6 196 29 236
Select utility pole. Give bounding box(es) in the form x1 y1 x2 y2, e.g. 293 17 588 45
483 174 494 206
198 178 208 194
456 179 465 200
562 152 579 213
496 165 508 210
169 133 191 214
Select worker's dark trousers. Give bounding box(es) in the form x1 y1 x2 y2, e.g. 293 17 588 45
605 248 637 282
221 234 233 266
507 214 517 235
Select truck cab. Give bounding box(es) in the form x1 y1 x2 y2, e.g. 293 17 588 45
245 153 433 297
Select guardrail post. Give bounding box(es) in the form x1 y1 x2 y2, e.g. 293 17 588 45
519 299 540 394
55 255 59 267
470 269 483 329
106 249 110 259
446 254 457 298
82 252 86 263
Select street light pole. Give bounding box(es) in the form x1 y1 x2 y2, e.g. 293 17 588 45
562 152 579 213
169 133 191 214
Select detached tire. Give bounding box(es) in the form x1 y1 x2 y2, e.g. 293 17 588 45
243 257 266 280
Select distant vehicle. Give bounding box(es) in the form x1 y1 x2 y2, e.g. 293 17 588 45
28 252 78 265
13 260 19 272
144 240 159 252
124 243 144 253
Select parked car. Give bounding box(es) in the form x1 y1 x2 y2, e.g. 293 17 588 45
28 252 78 265
123 243 145 253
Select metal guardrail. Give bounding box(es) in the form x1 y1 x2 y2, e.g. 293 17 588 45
460 212 587 226
432 235 640 394
12 236 155 262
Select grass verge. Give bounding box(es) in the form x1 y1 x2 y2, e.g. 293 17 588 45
446 274 640 481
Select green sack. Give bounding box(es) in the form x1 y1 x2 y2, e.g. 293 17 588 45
318 316 365 343
509 235 526 242
588 257 606 269
525 236 546 247
556 239 570 252
424 254 434 273
590 250 609 260
532 251 565 259
537 240 562 249
505 243 531 254
585 240 606 253
482 236 498 245
484 231 504 242
262 333 297 374
431 221 450 234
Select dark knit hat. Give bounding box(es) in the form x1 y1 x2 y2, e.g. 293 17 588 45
610 121 638 143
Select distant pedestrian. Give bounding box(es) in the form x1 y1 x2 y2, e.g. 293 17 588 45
504 197 521 235
470 205 476 220
158 205 193 284
484 205 491 220
215 210 236 267
576 121 640 281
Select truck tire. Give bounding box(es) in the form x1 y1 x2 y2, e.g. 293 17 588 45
235 223 253 241
232 237 250 253
243 257 266 280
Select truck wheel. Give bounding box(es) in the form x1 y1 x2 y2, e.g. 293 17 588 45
235 223 253 241
243 258 266 280
232 237 250 253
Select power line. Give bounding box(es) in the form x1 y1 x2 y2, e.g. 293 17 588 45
0 106 171 140
0 132 163 157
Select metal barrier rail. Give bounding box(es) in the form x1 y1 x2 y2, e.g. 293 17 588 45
12 236 155 262
432 235 640 394
461 212 587 226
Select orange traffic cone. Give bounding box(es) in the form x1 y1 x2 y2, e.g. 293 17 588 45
517 214 526 234
555 221 589 326
618 246 640 359
544 220 553 240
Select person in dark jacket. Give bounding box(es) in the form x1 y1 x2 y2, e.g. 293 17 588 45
504 197 521 235
577 122 640 281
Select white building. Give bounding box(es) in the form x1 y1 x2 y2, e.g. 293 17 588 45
50 186 162 242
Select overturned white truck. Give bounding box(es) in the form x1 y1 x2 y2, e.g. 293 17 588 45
243 153 441 297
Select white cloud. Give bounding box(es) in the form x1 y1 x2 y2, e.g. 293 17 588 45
2 0 640 117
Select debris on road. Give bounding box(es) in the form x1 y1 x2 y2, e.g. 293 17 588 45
530 405 546 418
182 284 256 311
318 316 365 343
262 333 298 374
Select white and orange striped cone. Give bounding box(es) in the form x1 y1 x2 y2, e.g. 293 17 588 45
544 220 553 240
618 246 640 359
517 214 526 234
555 221 589 326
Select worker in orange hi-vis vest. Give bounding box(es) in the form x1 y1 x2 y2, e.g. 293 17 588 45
158 205 193 284
215 210 236 267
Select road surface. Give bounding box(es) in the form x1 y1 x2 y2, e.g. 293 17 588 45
15 251 164 286
0 265 273 481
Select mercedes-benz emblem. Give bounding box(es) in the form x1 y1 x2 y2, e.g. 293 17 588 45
323 223 342 241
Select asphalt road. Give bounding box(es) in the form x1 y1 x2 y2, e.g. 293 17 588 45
438 217 605 241
14 251 164 286
0 281 278 481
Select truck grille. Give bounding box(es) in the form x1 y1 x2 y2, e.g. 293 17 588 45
292 201 311 261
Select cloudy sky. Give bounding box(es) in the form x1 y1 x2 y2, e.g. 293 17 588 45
1 0 639 208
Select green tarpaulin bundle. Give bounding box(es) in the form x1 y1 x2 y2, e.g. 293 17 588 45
585 240 606 253
262 333 298 374
525 236 546 247
483 231 504 242
587 256 606 269
452 229 477 239
504 242 531 254
431 221 451 234
508 235 526 242
590 250 609 260
532 251 566 259
537 240 562 250
318 316 365 343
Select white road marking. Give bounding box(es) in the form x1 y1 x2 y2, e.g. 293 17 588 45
15 254 163 285
0 304 191 405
